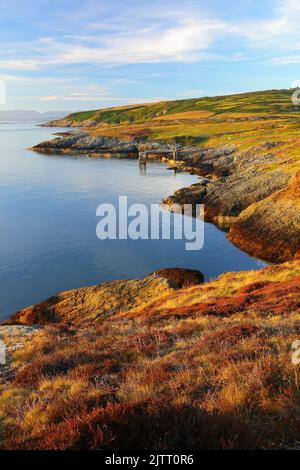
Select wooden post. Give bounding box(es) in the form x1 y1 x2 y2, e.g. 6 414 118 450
139 150 146 163
173 144 177 161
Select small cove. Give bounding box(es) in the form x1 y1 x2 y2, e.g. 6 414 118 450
0 123 267 319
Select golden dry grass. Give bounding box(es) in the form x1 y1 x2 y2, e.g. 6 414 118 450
1 261 300 449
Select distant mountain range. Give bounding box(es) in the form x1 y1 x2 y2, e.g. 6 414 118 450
0 110 68 123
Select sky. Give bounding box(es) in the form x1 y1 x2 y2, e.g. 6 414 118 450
1 0 300 111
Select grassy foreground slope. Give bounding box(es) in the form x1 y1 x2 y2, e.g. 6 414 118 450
1 262 300 449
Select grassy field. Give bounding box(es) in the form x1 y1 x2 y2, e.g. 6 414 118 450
65 89 299 125
55 89 300 174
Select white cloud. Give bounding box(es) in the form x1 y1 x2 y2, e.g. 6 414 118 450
2 1 300 74
0 59 39 71
271 55 300 65
0 17 227 71
233 0 300 47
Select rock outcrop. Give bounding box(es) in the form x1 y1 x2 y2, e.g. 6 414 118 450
228 171 300 262
153 268 204 288
31 131 138 156
4 269 204 327
0 326 40 383
162 145 299 263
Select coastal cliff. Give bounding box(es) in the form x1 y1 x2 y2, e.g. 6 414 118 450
161 143 299 262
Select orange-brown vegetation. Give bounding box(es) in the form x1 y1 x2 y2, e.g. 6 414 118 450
1 262 300 449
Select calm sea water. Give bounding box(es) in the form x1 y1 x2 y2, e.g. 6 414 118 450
0 123 266 320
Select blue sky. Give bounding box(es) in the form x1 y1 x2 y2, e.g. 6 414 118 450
1 0 300 111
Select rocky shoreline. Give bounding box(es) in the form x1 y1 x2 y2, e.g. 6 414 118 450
31 130 300 264
31 131 138 157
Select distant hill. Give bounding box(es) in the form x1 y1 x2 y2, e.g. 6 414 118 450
0 110 69 123
47 89 298 128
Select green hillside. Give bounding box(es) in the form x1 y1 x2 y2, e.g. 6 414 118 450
63 89 298 125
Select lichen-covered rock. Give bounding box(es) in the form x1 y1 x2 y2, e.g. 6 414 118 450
31 131 138 155
3 274 174 326
162 143 297 262
4 269 204 327
0 326 40 383
228 171 300 262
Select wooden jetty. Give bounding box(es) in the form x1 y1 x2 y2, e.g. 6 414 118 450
138 144 179 163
